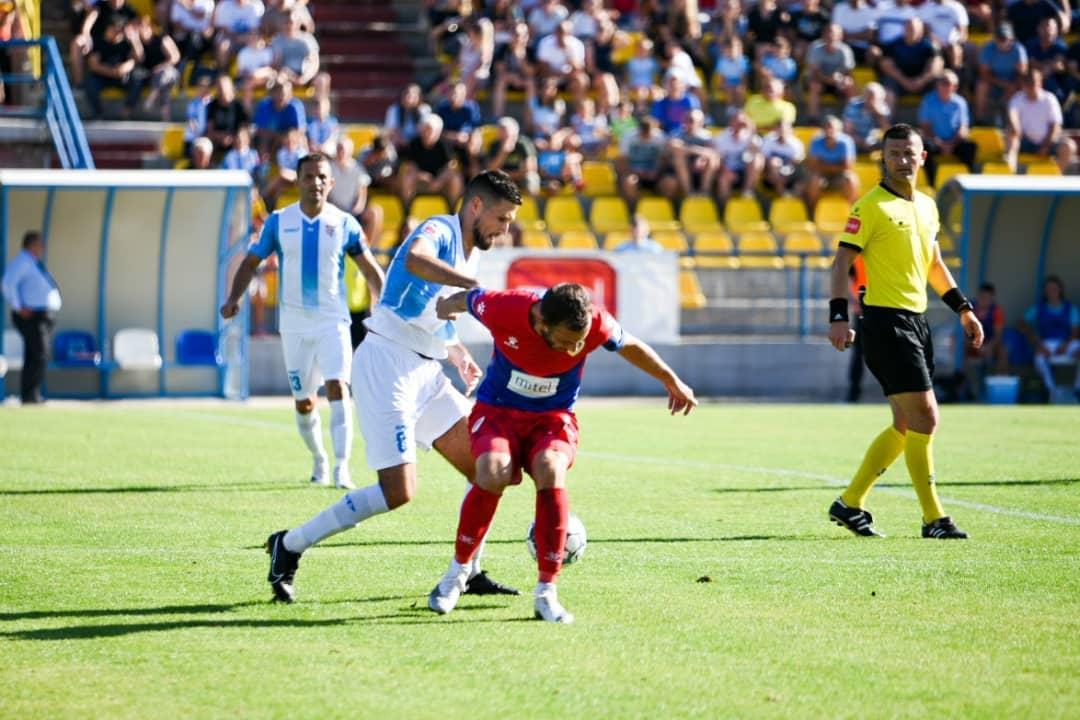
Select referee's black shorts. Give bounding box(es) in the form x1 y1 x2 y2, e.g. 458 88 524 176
861 305 935 396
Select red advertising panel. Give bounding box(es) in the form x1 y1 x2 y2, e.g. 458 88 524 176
505 257 618 315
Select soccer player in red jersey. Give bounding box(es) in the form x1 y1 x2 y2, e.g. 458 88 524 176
426 283 697 623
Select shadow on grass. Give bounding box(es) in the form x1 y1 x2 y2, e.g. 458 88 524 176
324 535 813 549
0 481 316 496
711 478 1080 494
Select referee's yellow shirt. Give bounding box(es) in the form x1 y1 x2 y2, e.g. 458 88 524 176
838 184 940 314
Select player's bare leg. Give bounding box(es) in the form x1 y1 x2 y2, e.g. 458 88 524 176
294 395 329 486
530 449 574 623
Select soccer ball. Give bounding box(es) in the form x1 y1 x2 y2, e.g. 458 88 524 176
526 512 587 565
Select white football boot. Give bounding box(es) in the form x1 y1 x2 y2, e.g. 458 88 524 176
333 464 355 490
310 455 330 487
534 584 574 624
428 561 471 615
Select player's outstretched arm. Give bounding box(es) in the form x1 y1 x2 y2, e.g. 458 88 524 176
617 334 697 415
436 291 469 321
928 241 984 350
405 235 479 290
219 253 262 319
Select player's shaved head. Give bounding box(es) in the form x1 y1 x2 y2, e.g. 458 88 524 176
540 284 592 332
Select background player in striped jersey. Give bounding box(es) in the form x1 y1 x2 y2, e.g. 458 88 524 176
222 152 385 490
263 170 523 603
427 283 697 623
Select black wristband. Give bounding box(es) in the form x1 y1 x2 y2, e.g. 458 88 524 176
829 298 849 323
942 288 974 314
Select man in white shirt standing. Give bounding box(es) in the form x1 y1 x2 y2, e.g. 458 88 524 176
535 20 588 103
1004 67 1077 172
221 152 385 490
919 0 969 70
2 231 62 404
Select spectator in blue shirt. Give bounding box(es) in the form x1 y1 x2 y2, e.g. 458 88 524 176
1 231 61 404
221 126 261 177
918 70 977 183
306 97 340 154
651 73 702 135
1026 16 1068 75
1019 275 1080 401
615 215 665 253
253 77 306 154
435 81 484 176
975 22 1029 123
805 114 858 209
842 82 892 153
712 36 750 108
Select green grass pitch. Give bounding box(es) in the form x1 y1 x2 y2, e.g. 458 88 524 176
1 400 1078 718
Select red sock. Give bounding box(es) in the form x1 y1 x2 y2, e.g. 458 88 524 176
454 485 502 564
535 487 568 584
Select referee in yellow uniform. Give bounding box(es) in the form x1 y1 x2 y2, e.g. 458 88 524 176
826 123 984 539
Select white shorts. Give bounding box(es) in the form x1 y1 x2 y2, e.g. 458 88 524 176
353 332 471 470
1041 339 1080 365
280 324 352 399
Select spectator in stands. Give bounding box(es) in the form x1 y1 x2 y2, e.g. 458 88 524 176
528 0 569 44
1044 51 1078 128
307 97 340 154
427 0 468 57
712 36 751 108
525 75 570 142
483 0 523 54
457 17 495 100
183 74 213 158
71 0 139 92
783 0 831 63
571 0 619 79
830 0 879 65
221 125 261 176
2 231 61 405
1027 16 1068 76
743 76 797 133
485 116 541 195
168 0 216 87
960 282 1008 401
757 35 799 89
1005 67 1077 172
660 36 705 103
264 126 307 206
919 70 978 185
805 23 857 122
0 2 23 104
656 0 705 69
400 113 464 206
878 18 944 108
571 98 610 158
360 134 400 195
536 19 589 104
616 116 678 203
491 20 534 119
213 0 264 71
761 119 807 196
85 18 140 120
328 136 382 252
805 114 858 209
875 0 918 51
609 96 639 146
625 35 661 104
842 81 891 153
536 137 585 195
975 22 1029 124
252 76 306 154
670 108 720 197
205 75 249 154
652 73 702 135
711 0 749 47
435 81 484 175
1020 275 1080 401
271 8 319 86
235 32 276 108
261 0 313 37
190 136 214 169
616 215 665 253
69 0 97 87
714 110 764 201
919 0 969 71
746 0 788 61
384 84 431 150
132 15 180 120
1007 0 1071 47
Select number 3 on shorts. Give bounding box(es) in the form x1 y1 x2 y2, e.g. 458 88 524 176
287 371 302 393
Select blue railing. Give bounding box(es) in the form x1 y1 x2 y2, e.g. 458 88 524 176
0 37 94 169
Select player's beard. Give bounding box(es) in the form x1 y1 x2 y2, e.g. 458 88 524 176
473 224 493 250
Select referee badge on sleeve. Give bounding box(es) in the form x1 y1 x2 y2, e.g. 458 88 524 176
844 217 861 234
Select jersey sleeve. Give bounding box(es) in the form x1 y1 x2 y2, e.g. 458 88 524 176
838 196 871 252
596 309 626 352
343 214 367 256
467 288 534 334
249 212 279 259
410 217 456 260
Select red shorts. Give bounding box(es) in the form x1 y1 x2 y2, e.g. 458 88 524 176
468 402 579 485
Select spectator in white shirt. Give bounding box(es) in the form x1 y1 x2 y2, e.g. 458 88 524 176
535 19 588 103
1005 67 1077 172
919 0 969 70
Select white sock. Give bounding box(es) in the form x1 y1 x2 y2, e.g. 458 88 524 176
535 581 556 597
1033 355 1057 390
296 410 328 461
329 399 352 469
283 484 389 553
440 558 472 591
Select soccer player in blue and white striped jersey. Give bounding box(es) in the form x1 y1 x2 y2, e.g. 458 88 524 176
221 152 385 490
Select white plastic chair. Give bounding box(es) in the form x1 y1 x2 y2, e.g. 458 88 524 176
113 328 163 370
3 329 24 372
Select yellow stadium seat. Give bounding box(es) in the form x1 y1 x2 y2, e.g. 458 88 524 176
813 194 851 235
545 197 589 233
376 229 400 251
1025 162 1062 175
345 124 380 152
516 195 546 231
933 162 968 189
128 0 154 16
611 31 642 65
768 196 816 234
693 230 735 255
521 229 553 249
369 194 404 236
582 161 618 196
970 127 1005 163
853 162 881 192
680 196 724 233
636 196 681 231
739 231 779 255
409 194 449 219
558 230 598 249
479 124 500 149
981 162 1014 175
679 269 707 310
160 125 185 160
654 230 689 253
724 196 770 233
604 231 630 250
783 231 824 255
794 126 819 151
852 66 875 91
590 196 632 234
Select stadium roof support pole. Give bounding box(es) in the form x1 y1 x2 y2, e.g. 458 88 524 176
1034 196 1061 306
157 188 174 397
38 186 54 398
216 187 242 398
99 187 116 399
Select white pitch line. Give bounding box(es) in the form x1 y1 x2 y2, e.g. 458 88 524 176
177 410 1080 527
